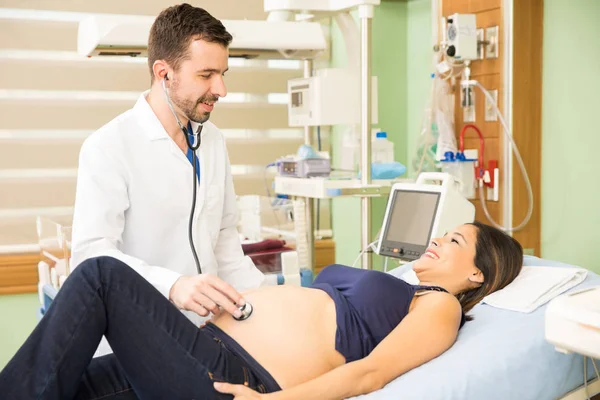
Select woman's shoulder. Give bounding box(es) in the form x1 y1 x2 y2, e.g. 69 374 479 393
410 289 463 326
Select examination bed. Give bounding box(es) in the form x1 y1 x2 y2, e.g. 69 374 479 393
354 255 600 400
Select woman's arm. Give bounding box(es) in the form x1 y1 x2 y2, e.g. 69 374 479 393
216 292 462 400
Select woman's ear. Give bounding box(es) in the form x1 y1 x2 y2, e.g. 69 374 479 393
468 269 484 284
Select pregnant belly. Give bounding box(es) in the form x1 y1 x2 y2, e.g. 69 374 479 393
211 285 344 388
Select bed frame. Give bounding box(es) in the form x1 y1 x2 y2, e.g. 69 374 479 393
560 357 600 400
560 379 599 400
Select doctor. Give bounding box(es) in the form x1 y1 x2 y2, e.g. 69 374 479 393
71 3 265 359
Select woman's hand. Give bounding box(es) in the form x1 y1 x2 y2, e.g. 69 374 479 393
214 382 264 399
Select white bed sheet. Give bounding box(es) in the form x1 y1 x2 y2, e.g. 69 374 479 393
353 256 600 400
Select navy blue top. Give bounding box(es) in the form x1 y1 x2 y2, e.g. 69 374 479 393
311 264 466 363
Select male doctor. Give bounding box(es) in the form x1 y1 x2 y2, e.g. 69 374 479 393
71 3 265 362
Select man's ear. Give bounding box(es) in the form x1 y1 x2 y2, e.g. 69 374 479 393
468 269 484 284
152 60 170 82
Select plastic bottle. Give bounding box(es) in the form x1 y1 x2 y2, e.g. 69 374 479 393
372 131 395 164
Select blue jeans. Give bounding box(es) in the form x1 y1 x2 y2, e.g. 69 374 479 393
0 256 281 399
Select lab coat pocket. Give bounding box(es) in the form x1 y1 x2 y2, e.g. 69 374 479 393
205 184 224 246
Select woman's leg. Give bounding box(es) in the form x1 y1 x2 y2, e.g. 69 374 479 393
0 256 250 400
74 355 138 400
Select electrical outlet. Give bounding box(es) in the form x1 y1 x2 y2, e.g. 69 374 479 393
485 89 498 121
486 26 499 59
476 28 484 60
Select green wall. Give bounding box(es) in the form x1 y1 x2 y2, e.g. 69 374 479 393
540 0 600 273
0 293 38 369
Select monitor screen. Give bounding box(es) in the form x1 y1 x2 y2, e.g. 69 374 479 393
383 190 440 246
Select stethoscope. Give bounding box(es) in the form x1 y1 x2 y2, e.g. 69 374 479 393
161 76 253 321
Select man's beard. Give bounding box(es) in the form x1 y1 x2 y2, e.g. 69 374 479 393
171 89 217 124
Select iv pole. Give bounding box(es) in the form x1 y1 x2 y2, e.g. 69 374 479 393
359 5 373 270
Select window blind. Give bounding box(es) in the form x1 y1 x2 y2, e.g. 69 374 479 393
0 1 331 251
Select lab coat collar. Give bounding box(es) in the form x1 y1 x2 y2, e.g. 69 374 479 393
189 120 204 137
134 91 207 141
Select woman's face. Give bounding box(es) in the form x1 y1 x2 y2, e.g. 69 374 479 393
412 224 483 292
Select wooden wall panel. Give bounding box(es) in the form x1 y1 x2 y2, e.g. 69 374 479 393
0 253 39 295
469 0 502 17
442 0 470 16
512 0 543 254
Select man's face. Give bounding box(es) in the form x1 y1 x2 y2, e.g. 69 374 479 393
169 39 229 124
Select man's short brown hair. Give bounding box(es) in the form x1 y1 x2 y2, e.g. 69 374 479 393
148 3 233 82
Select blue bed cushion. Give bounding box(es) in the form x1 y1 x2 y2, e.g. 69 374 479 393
352 256 600 400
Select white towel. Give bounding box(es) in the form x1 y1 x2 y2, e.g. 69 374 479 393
482 266 588 313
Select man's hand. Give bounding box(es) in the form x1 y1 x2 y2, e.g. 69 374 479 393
169 275 245 318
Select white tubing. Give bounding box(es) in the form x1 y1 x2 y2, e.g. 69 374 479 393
471 81 534 232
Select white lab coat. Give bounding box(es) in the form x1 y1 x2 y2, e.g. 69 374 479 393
71 91 265 355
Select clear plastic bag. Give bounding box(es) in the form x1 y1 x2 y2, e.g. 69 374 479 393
412 73 457 176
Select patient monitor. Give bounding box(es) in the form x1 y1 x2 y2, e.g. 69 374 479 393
376 173 475 262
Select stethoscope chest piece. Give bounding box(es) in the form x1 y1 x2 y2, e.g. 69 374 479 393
233 302 253 321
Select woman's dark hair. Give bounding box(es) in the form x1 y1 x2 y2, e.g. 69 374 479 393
458 221 523 320
148 3 233 82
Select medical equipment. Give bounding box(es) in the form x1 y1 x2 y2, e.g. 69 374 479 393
161 78 255 320
232 302 254 321
433 12 534 232
440 151 476 199
444 13 478 61
77 15 327 60
439 123 494 201
161 77 203 277
287 68 378 127
545 286 600 360
271 0 381 270
412 12 480 176
412 71 458 176
375 172 475 261
277 158 331 178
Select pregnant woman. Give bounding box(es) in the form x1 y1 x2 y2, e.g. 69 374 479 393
0 222 522 400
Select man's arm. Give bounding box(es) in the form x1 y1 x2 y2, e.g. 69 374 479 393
71 138 182 298
216 292 462 400
73 136 248 319
213 142 265 292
